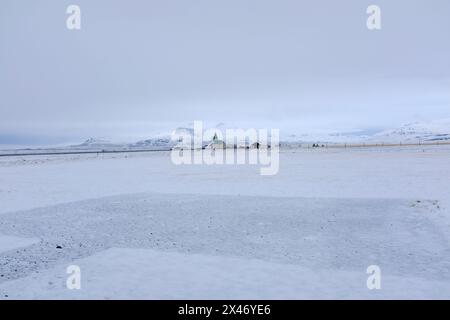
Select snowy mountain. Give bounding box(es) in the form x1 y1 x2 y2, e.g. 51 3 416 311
132 137 172 147
5 119 448 154
368 119 450 143
172 127 195 139
278 119 450 145
76 138 114 147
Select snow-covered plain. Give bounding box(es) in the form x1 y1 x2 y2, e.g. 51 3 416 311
0 235 39 254
0 146 449 299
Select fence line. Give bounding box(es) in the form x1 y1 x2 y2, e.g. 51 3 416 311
297 140 450 149
1 140 449 158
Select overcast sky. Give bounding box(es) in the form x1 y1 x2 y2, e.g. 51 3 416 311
1 0 450 144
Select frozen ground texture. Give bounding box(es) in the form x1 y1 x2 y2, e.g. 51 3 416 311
0 146 449 299
0 235 39 254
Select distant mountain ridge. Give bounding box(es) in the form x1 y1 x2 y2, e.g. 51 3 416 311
66 118 450 150
368 119 450 143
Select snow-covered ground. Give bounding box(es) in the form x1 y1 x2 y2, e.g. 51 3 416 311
0 146 449 299
0 235 39 254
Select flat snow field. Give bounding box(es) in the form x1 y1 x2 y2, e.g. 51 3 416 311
0 146 449 299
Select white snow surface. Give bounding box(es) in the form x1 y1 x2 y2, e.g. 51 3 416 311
3 247 450 300
0 236 39 254
0 145 450 299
